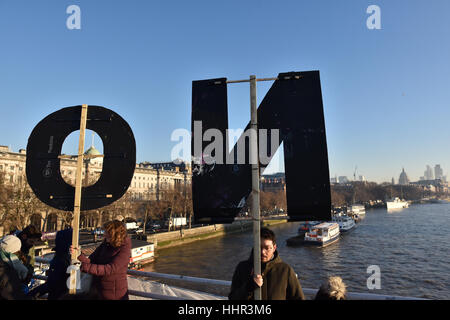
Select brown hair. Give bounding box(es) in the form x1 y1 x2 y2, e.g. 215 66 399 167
22 225 42 239
103 220 127 248
260 227 276 245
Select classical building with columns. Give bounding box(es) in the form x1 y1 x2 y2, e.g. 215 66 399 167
0 145 191 234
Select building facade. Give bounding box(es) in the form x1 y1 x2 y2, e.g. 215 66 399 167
0 145 191 234
260 173 286 193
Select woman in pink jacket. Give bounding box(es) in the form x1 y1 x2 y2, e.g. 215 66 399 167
72 220 131 300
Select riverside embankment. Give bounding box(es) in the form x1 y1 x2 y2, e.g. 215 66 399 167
136 218 288 250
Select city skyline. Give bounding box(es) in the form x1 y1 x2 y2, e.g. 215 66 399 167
2 142 447 185
1 1 450 184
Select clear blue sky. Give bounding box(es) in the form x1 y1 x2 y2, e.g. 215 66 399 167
1 0 449 183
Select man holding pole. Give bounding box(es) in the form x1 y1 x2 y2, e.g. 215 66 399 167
228 227 305 300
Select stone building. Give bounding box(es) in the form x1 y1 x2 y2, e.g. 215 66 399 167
398 168 410 185
0 145 191 234
260 173 286 193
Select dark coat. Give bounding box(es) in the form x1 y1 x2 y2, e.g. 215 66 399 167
0 259 31 300
28 229 72 300
228 250 305 300
78 236 131 300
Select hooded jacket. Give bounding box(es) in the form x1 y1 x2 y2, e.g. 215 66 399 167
28 229 72 300
228 250 305 300
78 236 131 300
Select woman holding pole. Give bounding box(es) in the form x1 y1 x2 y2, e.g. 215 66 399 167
71 220 131 300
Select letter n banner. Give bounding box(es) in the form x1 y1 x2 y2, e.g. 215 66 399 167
191 71 331 224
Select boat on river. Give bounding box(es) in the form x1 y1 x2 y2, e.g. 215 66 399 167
348 204 366 216
303 222 340 247
128 239 155 270
386 197 409 209
332 215 356 232
297 221 321 234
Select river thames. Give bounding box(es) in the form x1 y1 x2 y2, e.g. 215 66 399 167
144 202 450 299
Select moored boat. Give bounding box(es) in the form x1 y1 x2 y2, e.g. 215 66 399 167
386 197 409 209
128 239 155 270
297 221 320 234
332 215 356 232
304 222 340 247
348 204 366 216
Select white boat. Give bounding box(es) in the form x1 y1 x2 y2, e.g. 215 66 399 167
386 197 409 209
332 215 356 232
304 222 340 247
298 221 321 233
348 204 366 215
129 239 155 270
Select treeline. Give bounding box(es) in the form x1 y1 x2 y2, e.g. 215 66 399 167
1 169 443 235
330 181 434 206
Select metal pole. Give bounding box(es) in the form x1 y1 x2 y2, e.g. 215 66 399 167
69 104 88 294
250 75 262 300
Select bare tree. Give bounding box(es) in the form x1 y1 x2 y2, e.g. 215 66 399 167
0 179 46 232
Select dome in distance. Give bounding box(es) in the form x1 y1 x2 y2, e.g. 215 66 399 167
84 146 101 156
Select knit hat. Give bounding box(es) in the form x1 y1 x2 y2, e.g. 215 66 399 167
0 235 22 254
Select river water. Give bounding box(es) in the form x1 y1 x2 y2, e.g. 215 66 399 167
143 203 450 299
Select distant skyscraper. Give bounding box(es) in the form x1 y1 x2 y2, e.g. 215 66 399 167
398 168 409 185
435 164 443 180
424 165 434 180
392 177 395 185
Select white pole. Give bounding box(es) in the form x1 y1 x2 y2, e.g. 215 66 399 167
249 75 262 300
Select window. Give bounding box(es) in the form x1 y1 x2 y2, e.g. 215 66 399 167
10 166 14 171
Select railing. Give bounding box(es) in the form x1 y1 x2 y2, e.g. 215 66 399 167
34 257 428 300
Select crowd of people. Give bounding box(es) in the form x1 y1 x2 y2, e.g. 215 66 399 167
1 223 347 300
1 220 131 300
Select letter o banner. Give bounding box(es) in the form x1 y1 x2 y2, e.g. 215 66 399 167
26 105 136 211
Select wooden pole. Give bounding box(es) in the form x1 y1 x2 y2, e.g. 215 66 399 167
69 104 88 294
249 75 262 300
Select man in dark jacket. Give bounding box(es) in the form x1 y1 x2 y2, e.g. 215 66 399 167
229 227 305 300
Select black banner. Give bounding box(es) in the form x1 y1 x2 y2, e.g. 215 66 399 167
26 105 136 211
191 71 331 224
